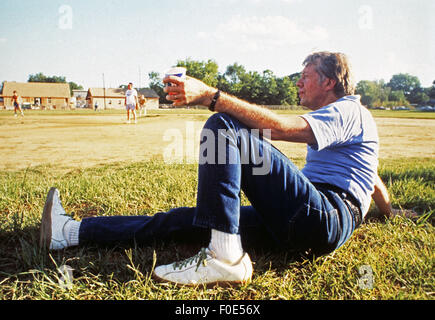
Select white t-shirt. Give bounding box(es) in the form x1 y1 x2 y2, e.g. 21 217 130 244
300 95 379 217
125 89 138 105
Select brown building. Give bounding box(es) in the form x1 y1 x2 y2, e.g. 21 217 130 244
0 81 71 110
86 88 125 109
86 87 160 110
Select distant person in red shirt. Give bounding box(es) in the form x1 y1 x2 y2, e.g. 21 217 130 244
12 91 24 117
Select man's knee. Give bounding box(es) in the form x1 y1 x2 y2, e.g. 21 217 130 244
203 112 241 132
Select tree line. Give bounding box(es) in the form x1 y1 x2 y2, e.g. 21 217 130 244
149 59 300 106
149 58 435 108
356 75 434 108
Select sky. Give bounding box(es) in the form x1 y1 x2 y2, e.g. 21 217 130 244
0 0 434 89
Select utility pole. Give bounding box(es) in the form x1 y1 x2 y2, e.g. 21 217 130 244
102 73 106 110
139 66 141 89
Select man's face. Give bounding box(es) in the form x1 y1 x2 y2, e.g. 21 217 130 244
296 64 328 110
128 83 132 90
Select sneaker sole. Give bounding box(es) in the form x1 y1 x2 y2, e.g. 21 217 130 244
151 272 250 289
40 187 56 249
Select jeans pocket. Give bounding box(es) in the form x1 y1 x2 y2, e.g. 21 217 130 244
288 203 339 256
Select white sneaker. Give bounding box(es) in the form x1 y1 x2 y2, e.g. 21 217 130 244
126 120 131 124
40 187 74 250
153 248 253 287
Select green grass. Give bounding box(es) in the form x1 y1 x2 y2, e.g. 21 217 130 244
0 158 433 300
369 110 435 120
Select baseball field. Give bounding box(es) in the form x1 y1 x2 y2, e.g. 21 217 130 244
1 109 434 171
0 108 433 300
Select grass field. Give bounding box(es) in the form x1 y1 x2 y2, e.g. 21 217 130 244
0 108 434 300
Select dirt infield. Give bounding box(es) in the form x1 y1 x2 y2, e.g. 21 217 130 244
0 111 434 171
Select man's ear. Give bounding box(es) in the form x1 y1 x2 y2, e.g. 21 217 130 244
323 78 336 92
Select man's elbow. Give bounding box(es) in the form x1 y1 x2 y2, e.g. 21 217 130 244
271 127 315 144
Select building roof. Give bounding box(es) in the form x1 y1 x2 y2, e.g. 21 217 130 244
87 87 159 99
88 88 125 98
1 81 71 98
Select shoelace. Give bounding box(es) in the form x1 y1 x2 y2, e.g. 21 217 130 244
173 248 209 272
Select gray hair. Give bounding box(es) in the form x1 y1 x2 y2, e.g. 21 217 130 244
303 51 355 97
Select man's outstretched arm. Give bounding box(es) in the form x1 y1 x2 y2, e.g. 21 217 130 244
163 76 316 145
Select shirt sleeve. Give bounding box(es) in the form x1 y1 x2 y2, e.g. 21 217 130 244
300 104 345 151
302 103 364 151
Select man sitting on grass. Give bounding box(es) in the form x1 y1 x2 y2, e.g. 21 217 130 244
40 51 415 287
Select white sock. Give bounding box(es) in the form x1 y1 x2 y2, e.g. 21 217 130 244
209 229 244 264
63 220 81 247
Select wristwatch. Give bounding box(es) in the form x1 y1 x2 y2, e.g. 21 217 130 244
209 90 220 112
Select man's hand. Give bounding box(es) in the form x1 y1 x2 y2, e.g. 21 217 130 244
372 175 419 220
163 76 214 107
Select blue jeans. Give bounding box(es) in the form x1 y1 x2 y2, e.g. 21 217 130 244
80 113 357 256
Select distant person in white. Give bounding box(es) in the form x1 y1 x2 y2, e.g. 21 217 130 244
124 82 138 124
